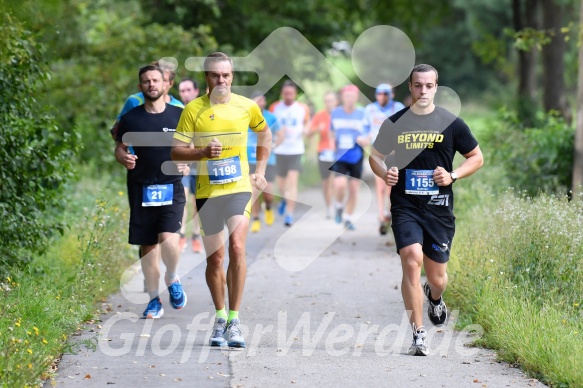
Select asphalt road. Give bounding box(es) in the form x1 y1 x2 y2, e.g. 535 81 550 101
49 182 544 387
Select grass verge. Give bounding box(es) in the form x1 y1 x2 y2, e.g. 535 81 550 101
0 168 134 387
448 186 582 386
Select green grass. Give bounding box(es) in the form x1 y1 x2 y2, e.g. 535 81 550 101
447 110 583 386
0 168 134 387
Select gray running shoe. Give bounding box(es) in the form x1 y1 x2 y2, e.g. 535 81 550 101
209 318 227 347
424 282 448 326
408 324 428 356
225 318 245 348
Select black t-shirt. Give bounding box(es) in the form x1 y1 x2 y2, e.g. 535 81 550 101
117 104 183 185
373 106 478 215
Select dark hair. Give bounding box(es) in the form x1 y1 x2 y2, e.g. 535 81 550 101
150 60 177 82
203 52 233 75
138 65 164 83
409 64 438 84
282 80 297 90
179 78 199 89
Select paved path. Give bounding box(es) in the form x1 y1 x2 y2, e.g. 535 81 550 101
49 182 544 387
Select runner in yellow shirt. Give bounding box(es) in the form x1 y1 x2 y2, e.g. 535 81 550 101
171 52 272 348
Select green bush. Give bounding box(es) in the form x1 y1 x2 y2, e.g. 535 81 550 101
482 108 574 195
0 12 78 269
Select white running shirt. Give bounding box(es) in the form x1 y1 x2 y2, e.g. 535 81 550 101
271 100 310 155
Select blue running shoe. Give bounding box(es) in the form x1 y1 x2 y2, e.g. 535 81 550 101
143 297 164 319
344 220 355 231
284 214 293 227
209 318 227 347
335 207 343 224
278 200 287 216
168 279 187 309
225 318 245 348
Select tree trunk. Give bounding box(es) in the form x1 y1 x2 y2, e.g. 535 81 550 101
541 0 570 121
572 0 583 195
514 0 539 125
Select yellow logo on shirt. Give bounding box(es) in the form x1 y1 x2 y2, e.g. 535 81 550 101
398 131 444 149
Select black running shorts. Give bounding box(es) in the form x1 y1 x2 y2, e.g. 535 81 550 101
330 157 363 179
127 181 186 246
195 192 252 236
391 208 455 263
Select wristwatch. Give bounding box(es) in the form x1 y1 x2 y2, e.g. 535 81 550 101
450 171 458 183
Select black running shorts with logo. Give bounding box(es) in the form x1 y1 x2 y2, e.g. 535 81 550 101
127 181 186 246
249 163 276 182
391 208 455 263
275 154 303 177
330 157 364 179
195 192 252 236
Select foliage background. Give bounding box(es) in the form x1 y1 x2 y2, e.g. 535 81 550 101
1 0 582 385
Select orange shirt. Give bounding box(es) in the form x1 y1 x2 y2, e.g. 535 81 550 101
310 110 334 153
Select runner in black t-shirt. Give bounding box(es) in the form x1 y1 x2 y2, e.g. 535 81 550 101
115 64 188 320
369 64 483 356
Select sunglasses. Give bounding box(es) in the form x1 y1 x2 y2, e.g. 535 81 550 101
376 92 390 95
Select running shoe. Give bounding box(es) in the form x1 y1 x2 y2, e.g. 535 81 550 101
191 238 203 253
408 324 428 356
209 317 227 347
143 297 164 319
344 220 355 231
379 212 391 235
179 235 187 252
335 207 343 224
278 200 287 216
168 278 187 309
265 209 275 225
379 222 389 235
251 219 261 233
284 214 293 227
225 318 245 348
424 282 448 326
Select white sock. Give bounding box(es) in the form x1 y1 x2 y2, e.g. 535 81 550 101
166 272 178 284
334 201 343 210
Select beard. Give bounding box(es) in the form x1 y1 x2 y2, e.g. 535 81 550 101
144 89 163 101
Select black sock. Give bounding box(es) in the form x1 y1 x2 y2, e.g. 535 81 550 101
265 204 271 210
428 292 441 304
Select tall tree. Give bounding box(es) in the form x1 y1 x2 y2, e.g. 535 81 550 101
513 0 539 124
541 0 571 121
572 0 583 194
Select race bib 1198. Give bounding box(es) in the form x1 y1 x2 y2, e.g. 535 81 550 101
207 156 242 185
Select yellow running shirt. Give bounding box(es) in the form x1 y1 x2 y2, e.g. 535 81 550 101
174 93 266 198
